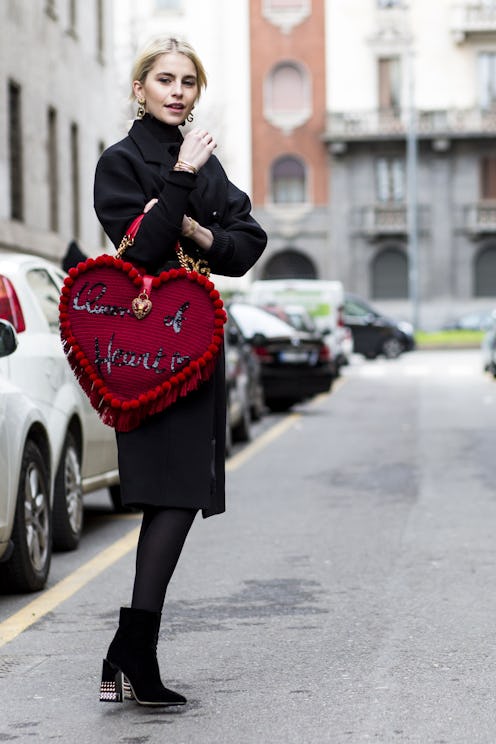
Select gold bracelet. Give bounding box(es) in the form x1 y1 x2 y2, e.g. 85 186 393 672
183 218 198 238
174 159 198 175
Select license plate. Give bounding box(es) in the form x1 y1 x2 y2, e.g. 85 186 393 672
279 351 309 363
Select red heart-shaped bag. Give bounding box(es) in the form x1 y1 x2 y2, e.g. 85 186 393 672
59 221 226 431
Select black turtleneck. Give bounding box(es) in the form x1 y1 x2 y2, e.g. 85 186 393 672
140 113 183 144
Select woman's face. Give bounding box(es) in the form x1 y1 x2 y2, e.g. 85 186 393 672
134 52 198 126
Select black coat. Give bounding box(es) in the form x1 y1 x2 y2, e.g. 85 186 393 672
94 115 267 517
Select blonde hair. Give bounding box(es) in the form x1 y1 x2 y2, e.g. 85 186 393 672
131 37 207 100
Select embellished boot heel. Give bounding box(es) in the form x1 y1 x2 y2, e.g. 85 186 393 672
99 658 123 702
100 607 187 707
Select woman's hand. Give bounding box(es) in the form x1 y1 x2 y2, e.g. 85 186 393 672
177 128 216 172
181 214 213 252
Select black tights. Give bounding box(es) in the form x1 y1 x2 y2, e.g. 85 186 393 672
131 507 197 614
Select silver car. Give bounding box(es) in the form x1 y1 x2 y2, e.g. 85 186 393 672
0 253 121 592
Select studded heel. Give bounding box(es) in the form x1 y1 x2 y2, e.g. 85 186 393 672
99 607 186 707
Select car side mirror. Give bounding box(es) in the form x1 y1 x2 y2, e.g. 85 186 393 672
0 319 18 358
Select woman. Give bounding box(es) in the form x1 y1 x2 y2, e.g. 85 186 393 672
94 37 266 707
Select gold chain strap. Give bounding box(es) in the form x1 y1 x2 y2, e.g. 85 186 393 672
116 234 134 258
117 235 210 278
176 244 211 278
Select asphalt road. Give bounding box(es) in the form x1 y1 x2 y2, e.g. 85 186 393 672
1 349 495 744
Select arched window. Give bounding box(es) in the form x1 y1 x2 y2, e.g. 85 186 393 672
262 249 317 279
265 62 311 132
271 156 307 204
263 1 311 33
371 246 408 299
270 64 306 113
474 244 496 296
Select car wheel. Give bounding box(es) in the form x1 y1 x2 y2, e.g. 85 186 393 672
381 337 403 359
250 384 265 422
266 398 297 412
52 432 83 551
0 441 51 592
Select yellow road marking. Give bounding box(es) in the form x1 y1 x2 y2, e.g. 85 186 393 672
0 377 347 648
226 412 301 472
0 526 140 648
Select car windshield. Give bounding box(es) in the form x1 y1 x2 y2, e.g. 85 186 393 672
229 303 296 338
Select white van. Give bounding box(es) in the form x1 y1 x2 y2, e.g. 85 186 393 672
246 279 353 368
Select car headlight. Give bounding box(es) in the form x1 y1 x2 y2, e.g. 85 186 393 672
397 321 413 335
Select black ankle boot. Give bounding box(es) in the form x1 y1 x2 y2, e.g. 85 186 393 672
99 607 186 706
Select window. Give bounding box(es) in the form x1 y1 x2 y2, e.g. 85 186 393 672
376 157 405 202
26 269 63 332
47 107 59 232
270 64 307 113
262 249 317 280
68 0 77 33
265 61 311 132
70 122 80 239
8 80 23 222
474 245 496 296
378 57 401 110
45 0 58 19
371 247 408 299
96 0 104 60
479 53 496 109
265 0 308 9
271 156 307 204
262 0 311 33
480 156 496 199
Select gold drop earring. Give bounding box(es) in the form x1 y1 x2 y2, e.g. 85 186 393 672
136 98 146 119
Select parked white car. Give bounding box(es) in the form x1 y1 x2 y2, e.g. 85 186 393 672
0 319 52 591
0 253 120 591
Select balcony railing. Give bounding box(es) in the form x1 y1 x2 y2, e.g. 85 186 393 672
464 202 496 233
451 3 496 42
325 107 496 142
353 204 430 237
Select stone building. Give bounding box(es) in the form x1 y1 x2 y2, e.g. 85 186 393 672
0 0 118 262
324 0 496 328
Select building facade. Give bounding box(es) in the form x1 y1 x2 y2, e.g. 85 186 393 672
324 0 496 328
249 0 330 282
0 0 118 261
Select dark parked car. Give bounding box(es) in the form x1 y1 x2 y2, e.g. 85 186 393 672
228 302 334 412
343 293 415 359
224 312 265 451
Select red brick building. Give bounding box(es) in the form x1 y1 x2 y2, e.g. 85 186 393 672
249 0 330 279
